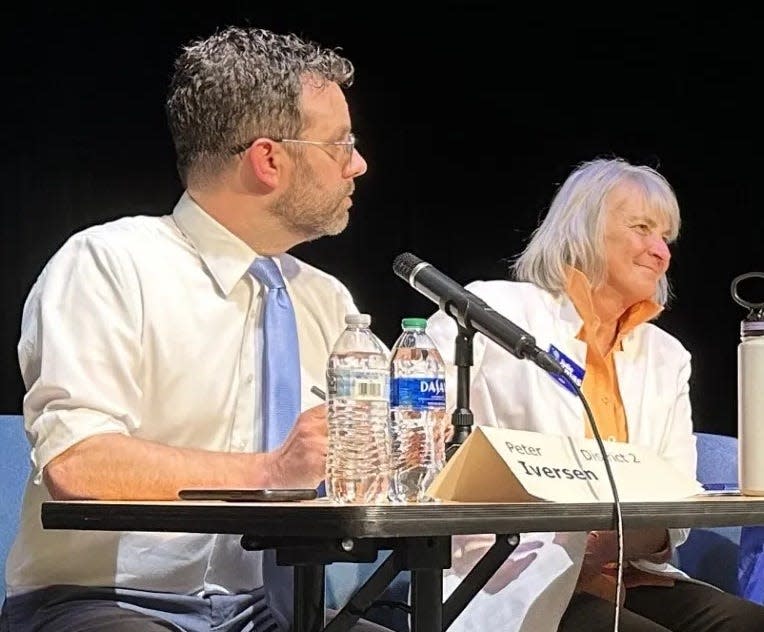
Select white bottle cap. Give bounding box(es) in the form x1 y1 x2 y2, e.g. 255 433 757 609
345 313 372 326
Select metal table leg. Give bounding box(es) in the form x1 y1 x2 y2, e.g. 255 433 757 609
443 534 519 630
294 564 325 632
411 567 443 632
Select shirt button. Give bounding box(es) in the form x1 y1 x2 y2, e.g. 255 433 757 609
601 396 609 404
245 374 254 384
607 435 616 442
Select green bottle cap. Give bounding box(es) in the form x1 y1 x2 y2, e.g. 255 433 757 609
401 317 427 329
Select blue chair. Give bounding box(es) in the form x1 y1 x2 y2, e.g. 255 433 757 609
739 525 764 604
674 431 741 594
0 414 30 606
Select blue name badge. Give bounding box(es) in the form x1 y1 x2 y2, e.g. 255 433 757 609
548 344 585 395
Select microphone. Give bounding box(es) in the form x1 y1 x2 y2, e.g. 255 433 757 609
392 252 563 375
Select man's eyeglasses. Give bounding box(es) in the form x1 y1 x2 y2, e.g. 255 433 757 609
231 134 357 167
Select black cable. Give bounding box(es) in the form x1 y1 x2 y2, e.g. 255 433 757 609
558 371 624 631
365 599 411 614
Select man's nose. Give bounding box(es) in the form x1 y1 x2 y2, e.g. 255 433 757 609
345 148 367 178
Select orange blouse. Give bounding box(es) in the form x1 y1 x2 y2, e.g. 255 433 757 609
564 267 671 601
564 267 661 442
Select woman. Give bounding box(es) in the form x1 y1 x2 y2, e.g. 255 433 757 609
426 157 764 631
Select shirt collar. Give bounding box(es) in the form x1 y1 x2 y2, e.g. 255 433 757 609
172 192 258 297
564 266 662 343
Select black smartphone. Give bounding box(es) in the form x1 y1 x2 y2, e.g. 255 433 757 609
178 488 318 502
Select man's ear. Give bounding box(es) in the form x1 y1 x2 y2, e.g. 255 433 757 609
246 138 284 189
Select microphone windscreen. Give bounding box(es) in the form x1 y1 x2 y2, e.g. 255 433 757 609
392 252 422 279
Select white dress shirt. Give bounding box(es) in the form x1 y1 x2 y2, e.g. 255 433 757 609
8 192 358 605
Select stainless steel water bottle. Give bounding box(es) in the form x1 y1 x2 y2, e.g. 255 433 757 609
732 272 764 495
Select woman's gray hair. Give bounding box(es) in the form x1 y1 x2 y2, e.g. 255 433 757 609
512 157 680 306
166 26 354 188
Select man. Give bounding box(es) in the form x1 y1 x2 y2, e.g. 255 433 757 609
1 26 390 632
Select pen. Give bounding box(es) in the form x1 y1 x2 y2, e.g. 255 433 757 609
311 385 326 400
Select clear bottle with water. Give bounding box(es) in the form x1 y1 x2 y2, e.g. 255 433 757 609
326 313 390 504
388 317 447 503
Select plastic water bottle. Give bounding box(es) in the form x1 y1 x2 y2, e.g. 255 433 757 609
732 272 764 496
388 317 447 503
326 313 390 504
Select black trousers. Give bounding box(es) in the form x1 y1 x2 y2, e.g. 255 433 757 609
558 582 764 632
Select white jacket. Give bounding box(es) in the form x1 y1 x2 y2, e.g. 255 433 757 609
425 280 697 632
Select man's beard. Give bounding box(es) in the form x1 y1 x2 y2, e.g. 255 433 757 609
270 159 352 240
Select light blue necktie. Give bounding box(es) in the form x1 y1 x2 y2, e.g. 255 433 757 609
250 257 301 630
249 257 301 451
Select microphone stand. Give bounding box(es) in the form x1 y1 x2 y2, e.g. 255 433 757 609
445 323 475 461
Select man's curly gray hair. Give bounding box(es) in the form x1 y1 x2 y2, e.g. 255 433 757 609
166 26 354 187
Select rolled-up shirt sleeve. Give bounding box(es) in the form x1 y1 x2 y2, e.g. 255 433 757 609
18 232 142 483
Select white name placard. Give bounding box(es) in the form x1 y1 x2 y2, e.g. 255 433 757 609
427 426 703 503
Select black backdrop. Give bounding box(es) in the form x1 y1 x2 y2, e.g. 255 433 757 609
1 4 762 437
